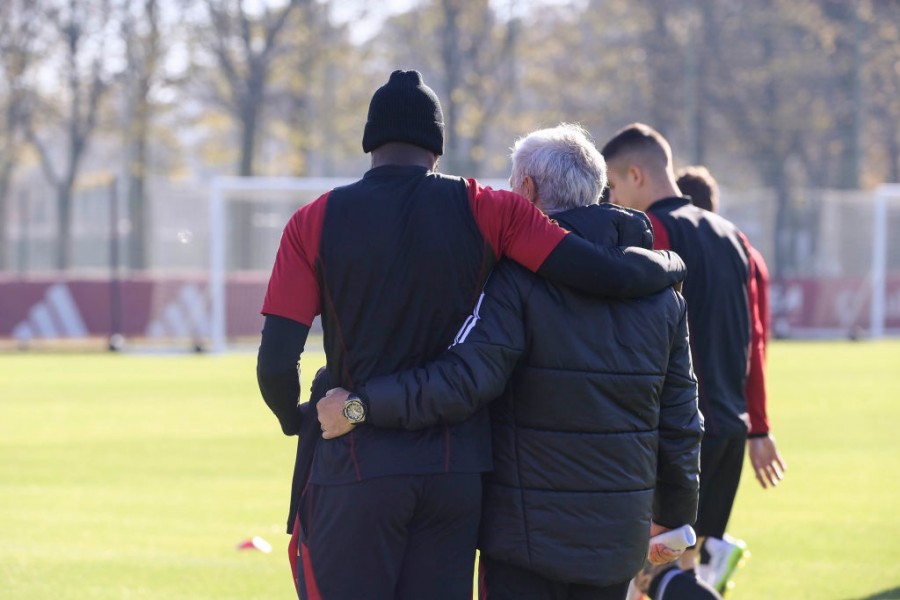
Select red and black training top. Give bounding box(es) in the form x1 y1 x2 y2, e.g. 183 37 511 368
262 165 568 485
647 196 769 437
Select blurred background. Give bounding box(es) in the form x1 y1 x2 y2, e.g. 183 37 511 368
1 0 899 350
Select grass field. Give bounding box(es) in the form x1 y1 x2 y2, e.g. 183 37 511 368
1 340 899 599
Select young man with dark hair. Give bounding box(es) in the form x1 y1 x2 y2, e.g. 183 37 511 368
603 124 786 596
257 75 686 599
676 165 771 345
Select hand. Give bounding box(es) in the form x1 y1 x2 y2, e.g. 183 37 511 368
317 387 355 440
647 521 684 566
748 434 787 489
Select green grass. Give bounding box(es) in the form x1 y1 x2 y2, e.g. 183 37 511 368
1 340 899 599
0 347 327 600
727 340 900 599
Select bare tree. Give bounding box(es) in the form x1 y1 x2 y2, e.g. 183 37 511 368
279 2 371 177
435 0 519 176
120 0 161 270
25 0 116 270
200 0 304 176
863 1 900 184
0 0 40 272
694 0 839 276
374 0 519 177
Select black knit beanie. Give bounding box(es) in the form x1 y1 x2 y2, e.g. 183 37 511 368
362 70 444 156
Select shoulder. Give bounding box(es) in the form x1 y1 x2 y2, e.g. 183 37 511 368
487 259 540 299
489 258 533 287
284 192 330 236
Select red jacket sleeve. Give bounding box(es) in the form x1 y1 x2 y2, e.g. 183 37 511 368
748 245 770 346
261 193 328 327
741 234 770 435
467 180 567 271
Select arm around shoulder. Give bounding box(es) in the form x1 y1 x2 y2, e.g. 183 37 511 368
363 264 529 430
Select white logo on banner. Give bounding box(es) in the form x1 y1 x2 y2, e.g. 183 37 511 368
145 284 210 338
12 284 89 341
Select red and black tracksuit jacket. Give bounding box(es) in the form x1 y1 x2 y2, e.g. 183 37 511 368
647 196 769 438
264 165 563 485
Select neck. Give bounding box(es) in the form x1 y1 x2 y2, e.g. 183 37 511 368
371 142 437 169
643 174 681 210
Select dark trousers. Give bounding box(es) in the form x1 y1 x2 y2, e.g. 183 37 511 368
695 435 746 539
478 556 630 600
292 472 481 600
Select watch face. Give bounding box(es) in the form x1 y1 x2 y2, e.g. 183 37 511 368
343 399 366 423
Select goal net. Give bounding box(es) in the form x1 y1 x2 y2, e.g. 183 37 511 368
208 177 354 352
720 184 900 339
207 176 510 352
205 179 900 349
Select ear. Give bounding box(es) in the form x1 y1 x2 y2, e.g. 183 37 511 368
522 175 539 204
628 165 644 187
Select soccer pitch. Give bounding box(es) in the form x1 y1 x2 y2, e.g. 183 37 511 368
1 341 898 599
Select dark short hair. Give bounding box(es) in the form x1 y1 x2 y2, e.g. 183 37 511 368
676 165 719 213
600 123 672 171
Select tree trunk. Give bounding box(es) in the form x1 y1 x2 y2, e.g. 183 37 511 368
56 185 73 271
888 117 900 183
0 159 13 271
688 0 714 165
239 105 257 177
769 163 792 279
837 4 863 189
235 93 261 269
648 0 679 139
127 139 148 270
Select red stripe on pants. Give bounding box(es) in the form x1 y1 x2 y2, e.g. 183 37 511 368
289 515 300 595
301 542 323 600
288 516 322 599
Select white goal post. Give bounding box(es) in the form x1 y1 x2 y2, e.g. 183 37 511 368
209 177 354 353
208 176 509 353
870 183 897 338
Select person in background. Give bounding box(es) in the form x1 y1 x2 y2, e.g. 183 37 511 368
257 73 686 600
676 165 771 346
604 125 786 596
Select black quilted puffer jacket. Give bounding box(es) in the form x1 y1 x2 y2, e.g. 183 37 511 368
363 203 703 586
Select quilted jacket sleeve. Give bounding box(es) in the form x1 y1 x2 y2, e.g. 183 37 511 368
653 291 704 528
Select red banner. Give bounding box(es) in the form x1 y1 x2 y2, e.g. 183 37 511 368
0 276 269 342
2 275 898 342
771 276 900 336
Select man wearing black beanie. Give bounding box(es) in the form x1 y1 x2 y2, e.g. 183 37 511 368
258 70 687 600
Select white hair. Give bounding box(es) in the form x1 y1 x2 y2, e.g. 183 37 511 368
509 123 607 212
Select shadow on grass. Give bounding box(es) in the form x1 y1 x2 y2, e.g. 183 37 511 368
849 587 900 600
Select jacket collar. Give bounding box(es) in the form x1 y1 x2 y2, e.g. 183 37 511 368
647 196 691 211
363 165 430 179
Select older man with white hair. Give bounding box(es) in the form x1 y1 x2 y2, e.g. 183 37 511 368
318 123 703 600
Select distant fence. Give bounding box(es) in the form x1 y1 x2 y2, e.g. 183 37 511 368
2 273 899 347
1 179 899 346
